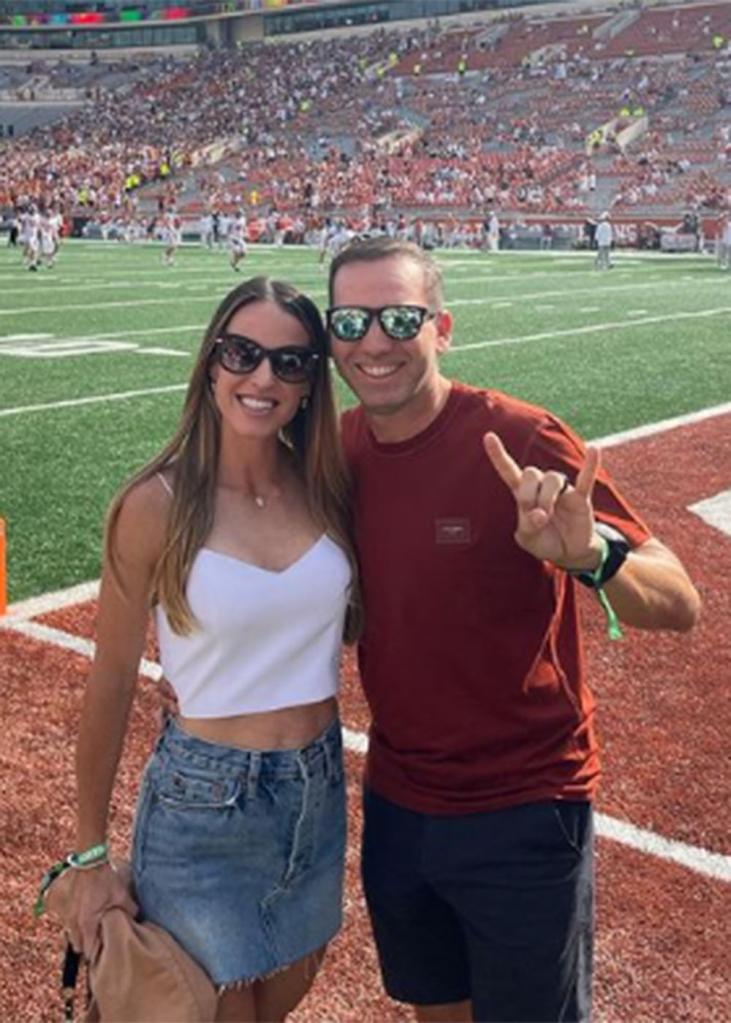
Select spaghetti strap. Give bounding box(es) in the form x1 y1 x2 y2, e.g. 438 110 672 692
156 472 174 497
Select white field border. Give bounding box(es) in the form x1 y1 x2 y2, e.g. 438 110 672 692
2 409 730 882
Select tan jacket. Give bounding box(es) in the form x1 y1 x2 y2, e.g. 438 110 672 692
44 861 217 1023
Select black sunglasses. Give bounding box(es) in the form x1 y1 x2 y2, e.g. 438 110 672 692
326 304 435 342
214 333 319 384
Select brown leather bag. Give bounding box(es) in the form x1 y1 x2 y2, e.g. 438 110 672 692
44 860 217 1022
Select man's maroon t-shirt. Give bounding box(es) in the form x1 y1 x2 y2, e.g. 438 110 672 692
341 382 651 815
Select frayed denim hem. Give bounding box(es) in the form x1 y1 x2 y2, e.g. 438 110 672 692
215 946 325 995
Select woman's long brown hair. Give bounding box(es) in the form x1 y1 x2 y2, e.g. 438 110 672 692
105 276 361 642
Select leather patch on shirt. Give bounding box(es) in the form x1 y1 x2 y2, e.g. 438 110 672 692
435 518 472 545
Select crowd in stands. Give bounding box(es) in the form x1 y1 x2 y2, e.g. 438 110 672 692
1 4 729 228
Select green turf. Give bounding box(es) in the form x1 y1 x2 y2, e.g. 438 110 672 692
1 240 730 601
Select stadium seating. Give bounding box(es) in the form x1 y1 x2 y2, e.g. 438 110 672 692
1 3 729 224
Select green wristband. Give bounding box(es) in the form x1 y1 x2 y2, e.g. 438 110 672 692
68 841 109 868
33 842 109 918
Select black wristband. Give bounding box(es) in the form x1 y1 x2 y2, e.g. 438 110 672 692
572 523 630 590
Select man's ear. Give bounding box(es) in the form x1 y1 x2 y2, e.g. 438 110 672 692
434 309 453 355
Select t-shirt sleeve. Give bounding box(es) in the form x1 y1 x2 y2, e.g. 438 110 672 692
518 413 652 549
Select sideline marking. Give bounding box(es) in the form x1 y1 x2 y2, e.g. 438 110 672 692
688 488 731 538
1 613 728 882
596 402 731 448
3 580 99 621
594 813 730 883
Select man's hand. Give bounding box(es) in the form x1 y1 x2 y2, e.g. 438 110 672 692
483 431 603 570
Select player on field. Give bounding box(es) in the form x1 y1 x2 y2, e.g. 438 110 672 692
228 210 248 271
595 211 613 270
20 206 41 271
160 208 181 267
317 217 333 267
39 211 57 268
199 212 214 250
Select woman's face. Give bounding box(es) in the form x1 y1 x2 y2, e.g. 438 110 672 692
209 299 314 442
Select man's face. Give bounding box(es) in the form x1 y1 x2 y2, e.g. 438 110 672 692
329 255 452 421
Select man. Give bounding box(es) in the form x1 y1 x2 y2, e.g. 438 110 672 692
159 208 180 268
484 209 500 253
325 237 699 1023
594 212 612 270
227 209 248 272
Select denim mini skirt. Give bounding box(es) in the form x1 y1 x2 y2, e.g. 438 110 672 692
131 715 346 988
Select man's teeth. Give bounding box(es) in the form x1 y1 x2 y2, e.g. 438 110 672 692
238 396 276 410
359 365 397 377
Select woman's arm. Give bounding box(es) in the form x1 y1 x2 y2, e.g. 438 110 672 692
69 477 168 955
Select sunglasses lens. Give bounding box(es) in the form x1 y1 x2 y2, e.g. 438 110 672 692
219 337 260 373
380 306 425 340
330 308 370 341
271 349 314 383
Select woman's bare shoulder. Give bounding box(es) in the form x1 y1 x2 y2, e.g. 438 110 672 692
111 473 172 566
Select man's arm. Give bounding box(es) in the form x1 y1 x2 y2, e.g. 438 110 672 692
602 537 699 632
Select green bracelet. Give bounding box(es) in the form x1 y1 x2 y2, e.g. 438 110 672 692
68 841 109 869
33 842 109 918
568 536 624 641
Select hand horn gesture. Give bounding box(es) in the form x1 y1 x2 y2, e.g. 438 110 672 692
483 431 602 570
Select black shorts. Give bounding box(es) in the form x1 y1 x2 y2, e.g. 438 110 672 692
361 788 594 1023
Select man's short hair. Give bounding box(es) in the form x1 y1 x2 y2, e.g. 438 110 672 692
328 236 444 310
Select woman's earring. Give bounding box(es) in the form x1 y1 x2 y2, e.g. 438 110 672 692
299 395 310 412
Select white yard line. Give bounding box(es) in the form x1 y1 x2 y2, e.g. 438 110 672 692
448 306 731 353
3 305 730 418
0 383 187 418
1 273 719 314
0 293 230 317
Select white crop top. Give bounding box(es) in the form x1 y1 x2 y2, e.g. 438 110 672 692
155 536 351 718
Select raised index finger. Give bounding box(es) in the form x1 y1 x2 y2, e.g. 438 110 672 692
483 432 523 491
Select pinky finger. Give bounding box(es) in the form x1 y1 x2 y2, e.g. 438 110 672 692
575 446 601 498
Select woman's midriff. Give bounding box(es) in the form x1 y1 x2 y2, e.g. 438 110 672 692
177 696 338 751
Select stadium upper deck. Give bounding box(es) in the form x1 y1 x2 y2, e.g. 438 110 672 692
0 0 610 52
0 1 729 225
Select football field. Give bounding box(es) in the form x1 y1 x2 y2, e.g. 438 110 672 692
1 238 730 600
1 240 730 1022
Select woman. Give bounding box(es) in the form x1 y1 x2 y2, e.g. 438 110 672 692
67 277 360 1022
